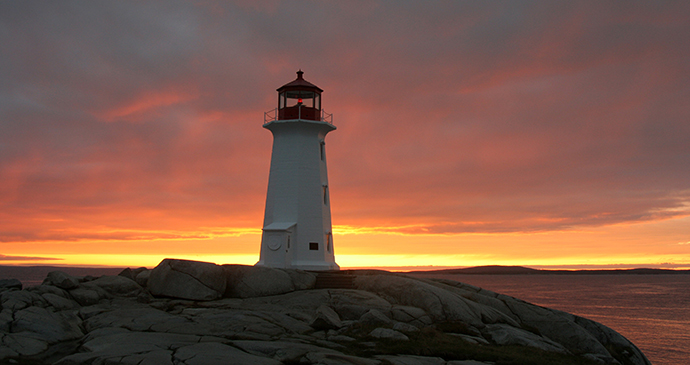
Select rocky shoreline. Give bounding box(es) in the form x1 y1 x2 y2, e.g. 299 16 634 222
0 259 650 365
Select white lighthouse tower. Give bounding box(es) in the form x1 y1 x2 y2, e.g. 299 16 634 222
256 70 339 271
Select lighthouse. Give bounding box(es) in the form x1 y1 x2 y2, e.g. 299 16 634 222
256 70 339 271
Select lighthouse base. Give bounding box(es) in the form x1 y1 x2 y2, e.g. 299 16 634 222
255 260 339 271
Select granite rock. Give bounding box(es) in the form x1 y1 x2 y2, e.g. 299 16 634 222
0 279 22 292
46 271 80 290
0 264 651 365
369 327 409 341
310 304 343 330
224 265 295 298
148 259 226 301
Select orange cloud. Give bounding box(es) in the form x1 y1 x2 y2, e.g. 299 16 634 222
1 1 688 268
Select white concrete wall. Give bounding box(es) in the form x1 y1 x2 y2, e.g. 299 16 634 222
257 119 339 270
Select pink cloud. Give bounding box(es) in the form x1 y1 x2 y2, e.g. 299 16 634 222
0 1 688 246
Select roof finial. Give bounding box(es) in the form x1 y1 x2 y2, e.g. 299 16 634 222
296 69 304 79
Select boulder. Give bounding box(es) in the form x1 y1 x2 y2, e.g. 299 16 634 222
283 269 317 290
500 295 612 358
11 306 83 343
83 275 145 297
224 265 294 298
26 284 70 298
304 352 382 365
0 309 12 332
573 315 651 364
41 293 78 310
369 328 409 341
174 307 304 338
310 304 343 330
359 309 392 326
0 333 48 357
174 342 282 365
54 331 222 365
1 289 47 311
135 269 151 287
330 290 392 320
0 279 22 292
68 287 102 306
392 322 420 333
83 306 188 333
46 271 80 290
232 340 342 363
391 305 432 327
482 323 568 353
148 259 226 301
375 355 446 365
118 267 148 281
354 274 514 328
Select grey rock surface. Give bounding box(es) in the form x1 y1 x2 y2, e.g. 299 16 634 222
375 355 446 365
482 323 568 353
148 258 226 301
304 351 382 365
12 306 83 343
311 304 344 330
1 289 47 311
174 341 282 365
225 265 295 298
369 327 409 341
46 271 80 290
0 279 22 292
359 309 392 326
354 274 516 328
84 275 144 297
232 340 341 363
0 264 651 365
284 268 318 290
68 287 102 306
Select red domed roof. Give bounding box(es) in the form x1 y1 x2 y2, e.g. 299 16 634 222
277 70 323 93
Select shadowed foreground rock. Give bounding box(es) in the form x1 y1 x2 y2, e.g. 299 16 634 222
0 259 651 365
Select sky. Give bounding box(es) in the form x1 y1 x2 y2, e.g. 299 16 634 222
1 1 689 270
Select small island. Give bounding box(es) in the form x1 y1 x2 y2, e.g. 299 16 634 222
0 259 650 365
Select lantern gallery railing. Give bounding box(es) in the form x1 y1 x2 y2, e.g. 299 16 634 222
264 108 333 124
264 108 278 123
321 110 333 124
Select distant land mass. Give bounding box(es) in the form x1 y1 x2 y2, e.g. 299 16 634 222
409 265 690 275
2 264 690 287
0 265 125 286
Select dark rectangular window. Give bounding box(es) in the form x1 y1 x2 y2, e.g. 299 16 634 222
320 141 325 160
323 185 328 205
309 242 319 250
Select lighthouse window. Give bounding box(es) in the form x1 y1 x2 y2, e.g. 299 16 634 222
323 185 329 205
320 141 325 160
309 242 319 250
286 91 315 108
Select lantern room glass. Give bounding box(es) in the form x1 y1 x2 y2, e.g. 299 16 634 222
279 91 320 109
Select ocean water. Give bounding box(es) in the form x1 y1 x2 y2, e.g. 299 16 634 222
410 273 690 365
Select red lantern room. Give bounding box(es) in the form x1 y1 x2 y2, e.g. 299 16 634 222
276 70 323 121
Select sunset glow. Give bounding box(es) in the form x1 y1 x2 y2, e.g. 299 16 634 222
1 1 689 270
